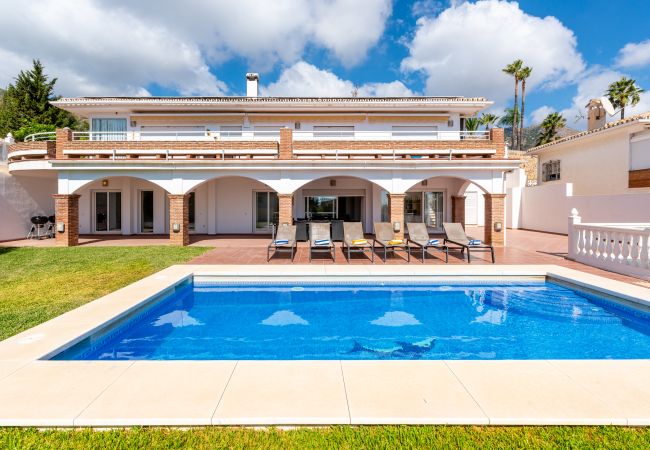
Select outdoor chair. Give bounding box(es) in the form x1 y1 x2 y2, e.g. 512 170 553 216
342 222 373 263
267 224 297 262
309 222 335 262
406 222 448 263
442 222 495 263
373 222 410 262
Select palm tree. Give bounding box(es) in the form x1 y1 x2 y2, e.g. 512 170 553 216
502 59 523 149
479 113 500 130
517 65 532 150
464 117 480 131
606 77 645 119
535 112 566 146
498 107 518 140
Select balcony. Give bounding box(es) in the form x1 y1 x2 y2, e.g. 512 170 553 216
7 128 505 163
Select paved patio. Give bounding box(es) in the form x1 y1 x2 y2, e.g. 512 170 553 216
4 226 647 288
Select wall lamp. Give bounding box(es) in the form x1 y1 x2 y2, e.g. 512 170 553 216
57 222 65 233
393 221 401 233
172 223 181 232
494 222 503 232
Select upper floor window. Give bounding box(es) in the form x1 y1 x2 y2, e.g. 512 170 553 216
542 160 561 181
313 126 354 138
220 125 242 137
91 118 127 141
391 126 438 138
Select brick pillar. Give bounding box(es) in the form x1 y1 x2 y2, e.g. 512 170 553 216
55 128 72 159
277 193 294 226
53 194 80 246
452 195 466 228
279 127 293 160
484 193 506 247
490 127 505 158
388 193 405 239
168 194 189 246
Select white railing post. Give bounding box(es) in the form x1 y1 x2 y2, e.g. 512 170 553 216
567 208 581 260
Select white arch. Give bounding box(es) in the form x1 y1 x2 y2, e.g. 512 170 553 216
59 170 173 195
393 169 504 195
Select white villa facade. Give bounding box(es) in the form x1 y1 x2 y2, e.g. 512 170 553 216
520 111 650 234
5 75 519 246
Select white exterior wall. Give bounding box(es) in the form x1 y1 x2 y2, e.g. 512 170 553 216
536 128 634 196
213 177 271 234
0 165 56 241
521 182 650 234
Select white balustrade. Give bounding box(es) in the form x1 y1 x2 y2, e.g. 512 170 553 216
568 209 650 280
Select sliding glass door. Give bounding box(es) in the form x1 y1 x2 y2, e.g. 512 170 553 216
140 191 154 233
95 191 122 232
254 191 279 232
424 192 444 231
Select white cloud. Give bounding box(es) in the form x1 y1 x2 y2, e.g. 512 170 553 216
261 61 413 97
402 0 585 108
98 0 392 69
558 67 650 129
616 39 650 68
0 0 392 96
530 105 555 125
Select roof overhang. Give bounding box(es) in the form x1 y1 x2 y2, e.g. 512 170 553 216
50 96 493 118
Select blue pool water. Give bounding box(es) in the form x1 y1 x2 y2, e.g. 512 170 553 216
53 280 650 360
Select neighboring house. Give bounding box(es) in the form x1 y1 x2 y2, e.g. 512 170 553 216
5 73 520 245
520 105 650 234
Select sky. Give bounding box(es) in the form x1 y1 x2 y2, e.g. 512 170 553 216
0 0 649 129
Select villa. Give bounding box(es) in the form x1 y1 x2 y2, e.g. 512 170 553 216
4 73 520 247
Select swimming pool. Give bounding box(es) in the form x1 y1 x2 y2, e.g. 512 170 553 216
52 279 650 360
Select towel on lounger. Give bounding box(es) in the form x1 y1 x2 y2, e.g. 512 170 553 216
314 239 331 246
469 239 482 246
388 239 403 245
351 239 368 245
274 239 289 245
427 239 440 245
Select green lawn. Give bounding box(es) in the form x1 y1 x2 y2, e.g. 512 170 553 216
1 247 649 447
0 246 209 340
0 426 649 449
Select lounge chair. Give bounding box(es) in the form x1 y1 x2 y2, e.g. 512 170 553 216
373 222 410 262
442 222 495 263
342 222 374 263
406 222 448 263
267 224 297 262
309 222 335 262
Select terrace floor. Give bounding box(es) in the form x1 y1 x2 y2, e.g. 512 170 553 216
4 227 648 288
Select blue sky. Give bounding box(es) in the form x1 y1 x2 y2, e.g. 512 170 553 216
1 0 649 128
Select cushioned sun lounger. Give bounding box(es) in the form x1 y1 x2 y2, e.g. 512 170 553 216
373 222 410 262
309 222 335 262
342 222 373 263
267 224 297 262
442 222 495 263
406 222 448 263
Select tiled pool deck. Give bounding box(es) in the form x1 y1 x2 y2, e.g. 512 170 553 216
1 264 650 427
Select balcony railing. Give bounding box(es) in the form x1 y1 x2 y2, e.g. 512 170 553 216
23 131 57 141
70 130 281 141
290 130 489 141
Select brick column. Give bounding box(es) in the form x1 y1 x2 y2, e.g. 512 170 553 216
168 194 189 246
388 193 405 239
55 128 72 159
279 127 293 160
484 193 506 247
451 195 466 228
277 193 294 226
53 194 80 246
490 127 505 158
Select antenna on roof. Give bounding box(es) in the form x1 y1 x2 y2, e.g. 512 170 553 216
599 96 618 116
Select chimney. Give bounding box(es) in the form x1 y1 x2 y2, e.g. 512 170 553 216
586 99 606 131
246 73 259 97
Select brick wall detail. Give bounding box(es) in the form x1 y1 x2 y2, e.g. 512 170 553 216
168 194 190 246
277 193 294 226
279 128 293 160
484 193 506 247
451 196 466 228
53 194 80 247
388 193 405 239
